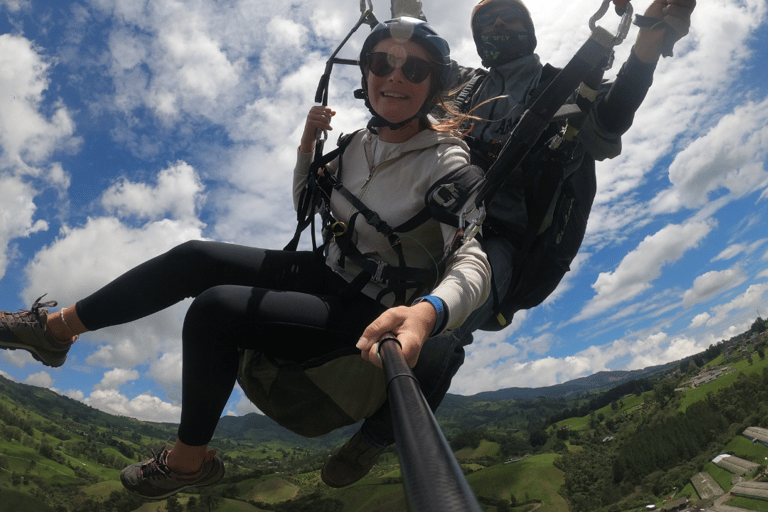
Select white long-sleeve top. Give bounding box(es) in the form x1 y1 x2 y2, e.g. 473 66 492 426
293 128 490 332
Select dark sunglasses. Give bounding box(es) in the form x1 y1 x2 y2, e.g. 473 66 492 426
367 52 434 84
474 7 522 29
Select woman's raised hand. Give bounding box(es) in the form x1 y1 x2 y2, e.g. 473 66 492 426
299 106 336 154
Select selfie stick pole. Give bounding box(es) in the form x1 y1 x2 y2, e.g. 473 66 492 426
377 336 482 512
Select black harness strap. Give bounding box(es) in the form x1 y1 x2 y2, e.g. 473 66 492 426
326 174 438 304
475 28 616 208
288 130 442 306
284 132 360 252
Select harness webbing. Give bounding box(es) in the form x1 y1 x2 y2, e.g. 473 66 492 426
456 26 619 328
474 27 616 209
287 131 440 305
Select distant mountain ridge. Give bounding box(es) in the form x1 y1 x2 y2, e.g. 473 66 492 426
0 362 675 439
464 363 673 402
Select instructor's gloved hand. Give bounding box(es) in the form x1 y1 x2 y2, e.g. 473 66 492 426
636 0 696 58
357 302 436 368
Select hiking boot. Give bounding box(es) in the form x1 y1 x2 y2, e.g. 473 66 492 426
120 445 225 500
0 295 71 368
321 431 385 488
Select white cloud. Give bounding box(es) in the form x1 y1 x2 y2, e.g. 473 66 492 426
21 161 206 372
453 330 709 395
0 34 79 280
1 348 36 368
95 367 139 391
714 243 748 262
577 221 714 320
657 98 768 211
689 312 711 328
147 351 183 404
1 0 30 13
101 162 205 222
64 389 85 401
588 0 767 240
23 370 54 388
0 34 79 170
707 282 768 326
0 175 48 280
682 265 748 307
84 389 181 423
230 392 262 416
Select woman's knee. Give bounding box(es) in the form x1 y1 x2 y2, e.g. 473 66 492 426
166 240 213 267
185 286 239 325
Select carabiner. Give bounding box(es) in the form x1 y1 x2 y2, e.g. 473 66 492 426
589 0 634 46
360 0 378 27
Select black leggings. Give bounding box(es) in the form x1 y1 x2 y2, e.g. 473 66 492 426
76 240 386 446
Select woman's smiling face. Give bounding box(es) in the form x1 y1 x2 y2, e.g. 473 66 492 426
366 38 433 125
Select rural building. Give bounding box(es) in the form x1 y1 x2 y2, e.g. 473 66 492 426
712 454 760 475
662 497 688 511
731 481 768 501
691 369 723 387
743 426 768 447
691 472 724 500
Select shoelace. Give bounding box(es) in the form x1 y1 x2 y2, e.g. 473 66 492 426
2 294 58 327
140 444 209 481
141 445 172 481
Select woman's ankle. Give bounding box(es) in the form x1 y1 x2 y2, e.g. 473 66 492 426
167 439 214 474
46 306 85 343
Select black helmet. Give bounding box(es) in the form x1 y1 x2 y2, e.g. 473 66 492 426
359 17 451 91
471 0 537 67
356 17 451 131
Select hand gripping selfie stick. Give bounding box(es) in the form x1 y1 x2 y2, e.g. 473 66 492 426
377 335 482 512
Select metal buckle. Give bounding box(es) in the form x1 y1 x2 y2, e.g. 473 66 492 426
373 260 387 283
331 222 347 237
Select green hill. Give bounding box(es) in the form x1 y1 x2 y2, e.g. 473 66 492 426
0 323 764 511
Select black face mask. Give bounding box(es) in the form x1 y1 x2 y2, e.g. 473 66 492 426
477 28 531 67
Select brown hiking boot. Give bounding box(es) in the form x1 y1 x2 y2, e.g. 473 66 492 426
321 431 385 488
120 444 225 500
0 295 71 368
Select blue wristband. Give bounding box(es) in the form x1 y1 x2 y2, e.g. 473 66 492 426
413 295 447 336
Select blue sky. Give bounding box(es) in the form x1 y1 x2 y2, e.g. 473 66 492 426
1 0 767 423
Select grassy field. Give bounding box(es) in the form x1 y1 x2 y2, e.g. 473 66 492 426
723 434 768 463
726 495 768 511
81 478 126 500
455 439 501 460
329 480 407 512
552 392 648 432
133 497 269 511
0 488 56 512
237 474 300 503
702 461 736 493
678 353 768 413
676 482 698 499
466 453 568 511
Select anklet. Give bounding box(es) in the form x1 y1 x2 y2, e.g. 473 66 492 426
59 309 79 343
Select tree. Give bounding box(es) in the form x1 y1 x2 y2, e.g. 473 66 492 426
166 496 184 512
752 316 767 334
529 430 548 447
199 489 223 512
653 380 676 406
